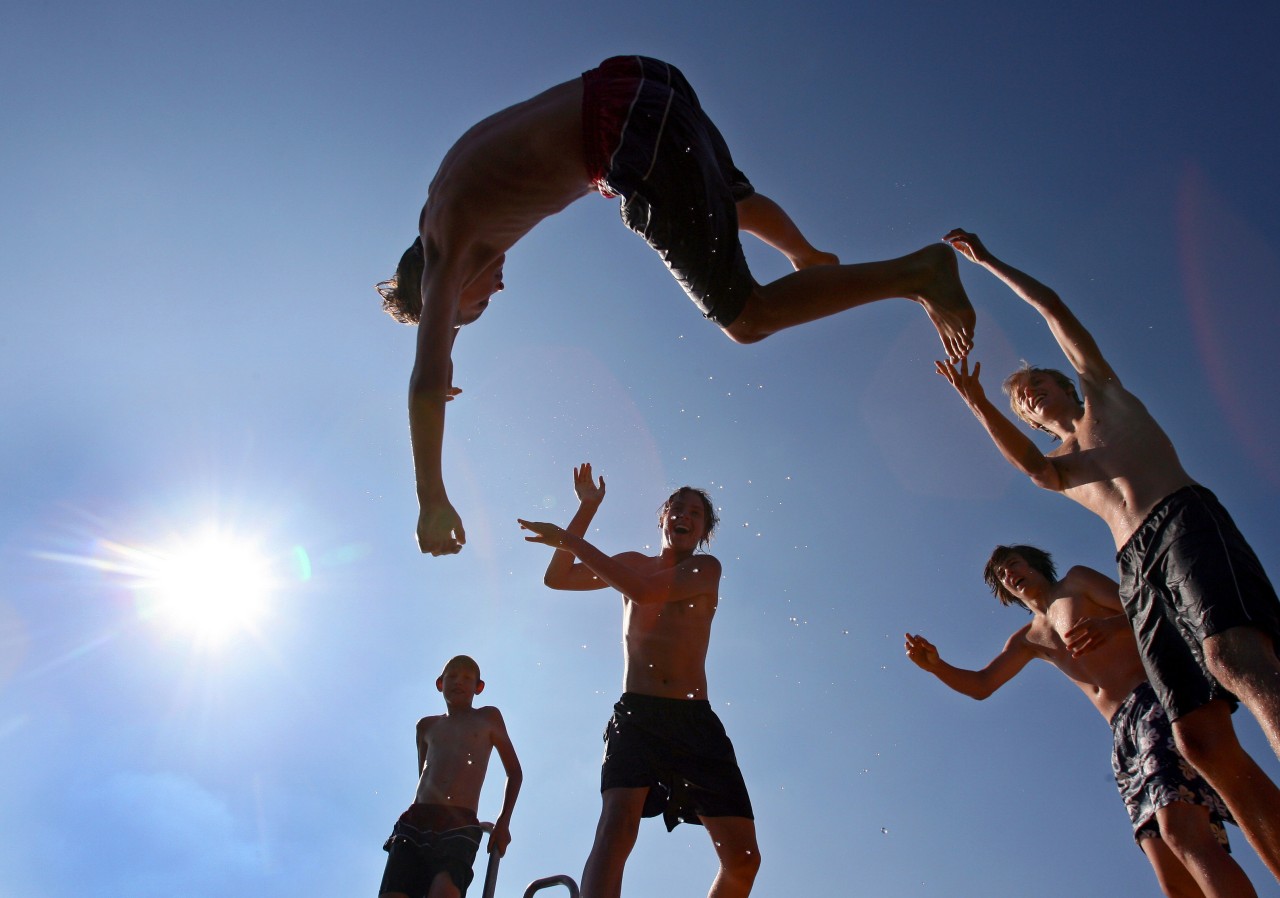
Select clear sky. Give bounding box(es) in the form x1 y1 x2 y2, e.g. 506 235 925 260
4 2 1280 896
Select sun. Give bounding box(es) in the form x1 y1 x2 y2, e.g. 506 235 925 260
137 529 275 642
38 519 285 650
59 524 280 648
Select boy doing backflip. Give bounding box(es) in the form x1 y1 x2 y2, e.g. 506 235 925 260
936 229 1280 879
377 55 975 557
906 545 1255 897
379 655 522 898
518 463 758 898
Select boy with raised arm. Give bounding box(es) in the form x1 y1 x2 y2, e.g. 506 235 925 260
906 545 1255 897
376 55 975 557
518 463 759 898
379 655 522 898
936 229 1280 879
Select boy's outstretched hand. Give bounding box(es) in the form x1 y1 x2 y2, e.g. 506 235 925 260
574 463 606 505
935 356 988 409
518 519 568 549
904 633 942 671
943 229 993 266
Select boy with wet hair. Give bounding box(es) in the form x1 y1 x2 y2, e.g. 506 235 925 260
906 545 1256 897
982 543 1057 608
518 463 758 898
379 54 975 557
379 655 522 898
936 229 1280 880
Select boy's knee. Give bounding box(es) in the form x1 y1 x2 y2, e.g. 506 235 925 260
722 319 768 345
1173 715 1239 775
426 871 462 898
731 845 762 878
721 292 772 344
1156 807 1214 861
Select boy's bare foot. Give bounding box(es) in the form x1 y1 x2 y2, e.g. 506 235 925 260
790 249 841 271
912 243 975 361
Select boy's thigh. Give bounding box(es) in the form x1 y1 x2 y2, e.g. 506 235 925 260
597 786 649 828
380 838 431 898
380 836 477 898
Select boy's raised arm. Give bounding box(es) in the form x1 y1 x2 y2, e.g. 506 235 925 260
541 464 611 591
521 517 721 606
935 358 1064 491
943 229 1118 390
904 630 1035 700
487 708 522 857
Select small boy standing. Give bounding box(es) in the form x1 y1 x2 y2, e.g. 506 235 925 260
379 655 522 898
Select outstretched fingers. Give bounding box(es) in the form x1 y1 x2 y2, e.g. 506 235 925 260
518 518 565 547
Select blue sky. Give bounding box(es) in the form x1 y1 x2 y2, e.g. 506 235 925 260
3 2 1280 895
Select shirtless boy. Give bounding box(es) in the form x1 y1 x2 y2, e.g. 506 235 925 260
518 463 758 898
936 229 1280 878
906 545 1255 897
379 655 522 898
377 55 975 557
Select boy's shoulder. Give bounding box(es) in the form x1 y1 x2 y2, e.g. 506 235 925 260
677 551 721 570
1058 564 1115 595
416 712 446 732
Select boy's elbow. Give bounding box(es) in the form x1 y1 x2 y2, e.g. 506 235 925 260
1029 470 1062 492
957 688 991 701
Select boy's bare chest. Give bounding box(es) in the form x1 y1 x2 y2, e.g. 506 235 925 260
1054 406 1166 488
425 718 490 759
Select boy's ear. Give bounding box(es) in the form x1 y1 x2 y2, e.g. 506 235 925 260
474 679 486 695
435 676 445 693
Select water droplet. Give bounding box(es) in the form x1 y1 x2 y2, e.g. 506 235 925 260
686 692 695 699
881 827 890 835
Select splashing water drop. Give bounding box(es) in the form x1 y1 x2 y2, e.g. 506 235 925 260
881 827 890 835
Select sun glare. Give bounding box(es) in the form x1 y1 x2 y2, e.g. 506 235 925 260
139 530 274 642
38 520 285 651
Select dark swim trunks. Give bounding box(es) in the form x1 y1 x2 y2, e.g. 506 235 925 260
1117 485 1280 720
581 55 757 328
380 803 483 897
600 692 754 831
1110 682 1233 849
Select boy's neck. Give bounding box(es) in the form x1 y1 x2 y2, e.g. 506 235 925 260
443 699 476 716
659 546 696 564
1019 581 1059 616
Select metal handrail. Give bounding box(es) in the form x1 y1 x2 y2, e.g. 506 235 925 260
476 822 579 898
